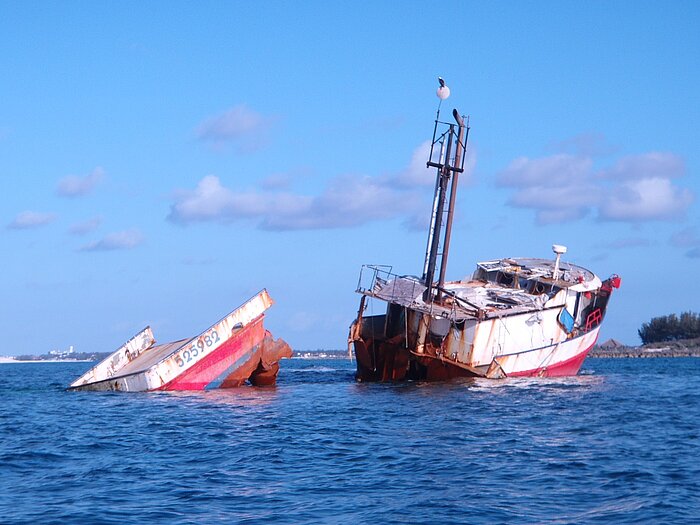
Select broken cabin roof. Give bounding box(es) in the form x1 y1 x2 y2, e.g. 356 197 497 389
360 257 603 322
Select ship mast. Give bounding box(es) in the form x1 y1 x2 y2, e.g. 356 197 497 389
421 78 469 302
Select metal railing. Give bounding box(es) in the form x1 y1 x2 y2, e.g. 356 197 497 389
355 265 425 304
356 264 394 293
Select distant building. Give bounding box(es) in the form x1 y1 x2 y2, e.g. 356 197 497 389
49 345 76 357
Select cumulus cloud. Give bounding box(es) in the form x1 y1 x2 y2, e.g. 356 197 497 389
168 175 310 225
389 141 435 187
68 216 102 235
498 154 592 188
498 148 693 224
168 174 424 231
599 152 685 180
57 167 104 197
389 141 476 188
599 177 694 221
497 154 598 224
195 105 273 152
507 182 600 224
169 135 478 231
7 211 57 229
79 229 144 252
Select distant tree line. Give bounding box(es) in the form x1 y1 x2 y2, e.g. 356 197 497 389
638 312 700 344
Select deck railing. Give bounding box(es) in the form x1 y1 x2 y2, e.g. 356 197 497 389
356 265 426 304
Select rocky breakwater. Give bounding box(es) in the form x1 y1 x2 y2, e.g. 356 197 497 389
590 337 700 358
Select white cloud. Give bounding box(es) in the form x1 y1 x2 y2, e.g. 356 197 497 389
7 211 57 229
498 154 592 188
79 229 144 251
274 175 421 230
169 136 476 231
389 141 476 188
57 167 104 197
599 177 694 221
390 141 435 187
168 175 311 225
168 173 425 231
497 148 693 224
69 216 102 235
498 154 597 224
507 182 600 225
599 152 685 180
195 105 273 152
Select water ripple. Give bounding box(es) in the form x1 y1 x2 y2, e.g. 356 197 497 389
1 358 699 524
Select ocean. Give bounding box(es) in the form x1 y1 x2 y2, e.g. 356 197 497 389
1 357 698 524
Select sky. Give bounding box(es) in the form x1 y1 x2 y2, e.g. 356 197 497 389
1 1 699 356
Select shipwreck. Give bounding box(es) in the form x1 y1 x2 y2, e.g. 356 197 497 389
348 80 620 381
69 289 292 391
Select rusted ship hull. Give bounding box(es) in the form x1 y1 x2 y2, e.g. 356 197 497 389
349 264 618 382
353 318 599 382
69 290 292 392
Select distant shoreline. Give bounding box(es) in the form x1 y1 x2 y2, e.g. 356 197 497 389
590 337 700 358
3 341 699 364
0 357 93 364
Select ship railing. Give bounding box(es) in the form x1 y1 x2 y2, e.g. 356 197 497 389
356 265 425 305
356 264 394 294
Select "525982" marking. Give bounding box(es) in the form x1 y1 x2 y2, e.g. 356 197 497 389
174 330 221 367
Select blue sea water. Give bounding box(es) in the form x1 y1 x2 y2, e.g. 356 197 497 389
1 358 699 525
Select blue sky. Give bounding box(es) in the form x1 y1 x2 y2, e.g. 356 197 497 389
2 1 699 355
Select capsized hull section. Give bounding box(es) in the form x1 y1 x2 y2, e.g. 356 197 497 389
68 289 292 392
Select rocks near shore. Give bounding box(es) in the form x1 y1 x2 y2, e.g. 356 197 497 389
590 338 700 358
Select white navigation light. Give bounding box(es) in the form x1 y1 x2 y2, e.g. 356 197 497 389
552 244 567 255
437 86 450 100
437 76 450 100
437 85 450 100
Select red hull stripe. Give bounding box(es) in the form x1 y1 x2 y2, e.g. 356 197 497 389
157 316 265 391
507 339 596 378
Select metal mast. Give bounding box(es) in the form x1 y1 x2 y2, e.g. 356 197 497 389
437 110 469 295
421 78 469 302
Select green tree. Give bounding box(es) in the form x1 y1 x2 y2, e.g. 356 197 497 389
639 312 700 343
